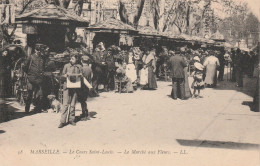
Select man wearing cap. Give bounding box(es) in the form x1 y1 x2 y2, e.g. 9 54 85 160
168 48 187 100
22 43 54 113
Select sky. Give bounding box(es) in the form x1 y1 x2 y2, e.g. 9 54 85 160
234 0 260 20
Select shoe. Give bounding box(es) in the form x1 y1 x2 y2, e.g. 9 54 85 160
58 123 66 128
80 116 91 121
173 98 177 100
42 109 48 113
69 122 76 126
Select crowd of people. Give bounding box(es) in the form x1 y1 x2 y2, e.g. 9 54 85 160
0 41 259 127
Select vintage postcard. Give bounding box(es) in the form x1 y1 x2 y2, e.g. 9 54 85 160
0 0 259 165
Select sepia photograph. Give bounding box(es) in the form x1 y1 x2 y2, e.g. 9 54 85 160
0 0 259 165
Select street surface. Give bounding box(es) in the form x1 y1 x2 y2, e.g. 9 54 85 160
0 76 259 166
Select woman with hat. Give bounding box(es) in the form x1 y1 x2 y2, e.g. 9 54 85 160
140 47 157 90
181 48 192 99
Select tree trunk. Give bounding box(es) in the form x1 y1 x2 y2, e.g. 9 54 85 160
151 0 160 30
60 0 71 9
133 0 145 28
186 4 190 34
73 0 83 16
118 0 129 24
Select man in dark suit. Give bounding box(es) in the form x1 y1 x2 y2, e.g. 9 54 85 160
168 49 187 100
22 44 56 113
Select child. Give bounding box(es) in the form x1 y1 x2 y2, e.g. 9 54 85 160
79 55 93 121
115 60 133 93
191 62 205 98
58 53 83 128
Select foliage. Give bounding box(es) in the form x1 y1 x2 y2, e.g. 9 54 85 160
0 0 84 46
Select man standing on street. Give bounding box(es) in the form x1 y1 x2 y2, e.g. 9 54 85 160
168 48 187 100
22 44 54 113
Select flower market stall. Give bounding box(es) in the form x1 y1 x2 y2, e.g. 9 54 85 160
85 18 138 52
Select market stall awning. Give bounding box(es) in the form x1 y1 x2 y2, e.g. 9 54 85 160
224 42 233 48
210 30 225 42
137 26 163 38
15 4 89 27
86 18 137 34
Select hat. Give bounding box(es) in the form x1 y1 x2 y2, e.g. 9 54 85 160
81 55 90 61
35 43 47 52
194 50 200 55
169 50 175 55
193 56 200 62
194 62 204 71
180 47 186 52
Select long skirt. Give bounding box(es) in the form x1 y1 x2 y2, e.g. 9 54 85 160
147 66 157 89
140 68 148 85
140 66 157 89
184 67 192 98
126 64 137 83
205 64 217 85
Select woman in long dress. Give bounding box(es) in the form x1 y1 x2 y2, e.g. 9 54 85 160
140 49 157 89
125 50 137 84
203 54 220 87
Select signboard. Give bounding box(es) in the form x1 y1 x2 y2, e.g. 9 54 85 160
103 9 117 20
22 24 38 34
0 4 15 24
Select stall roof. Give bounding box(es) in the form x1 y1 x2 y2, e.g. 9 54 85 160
210 30 225 42
15 4 89 27
137 26 162 37
86 18 137 33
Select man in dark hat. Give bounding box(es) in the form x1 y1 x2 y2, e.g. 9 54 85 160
168 48 187 100
22 43 55 113
105 47 116 91
92 44 108 94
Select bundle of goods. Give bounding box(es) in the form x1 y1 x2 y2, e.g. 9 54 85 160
108 45 125 62
50 52 70 63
